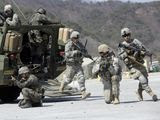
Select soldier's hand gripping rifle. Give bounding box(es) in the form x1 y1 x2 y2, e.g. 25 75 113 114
119 43 152 65
127 56 145 68
72 39 94 61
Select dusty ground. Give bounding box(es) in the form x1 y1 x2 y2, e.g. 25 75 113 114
0 72 160 120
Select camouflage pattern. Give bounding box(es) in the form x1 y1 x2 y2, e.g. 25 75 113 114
29 11 53 44
1 4 21 26
92 50 121 104
29 12 53 26
5 13 21 26
118 38 157 100
62 39 88 92
121 27 131 36
15 74 43 108
29 11 53 64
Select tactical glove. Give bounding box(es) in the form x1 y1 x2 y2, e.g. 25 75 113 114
73 50 82 57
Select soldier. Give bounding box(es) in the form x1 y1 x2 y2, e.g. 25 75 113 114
2 4 21 26
12 66 43 108
29 8 56 64
92 44 121 104
118 27 158 101
59 31 91 99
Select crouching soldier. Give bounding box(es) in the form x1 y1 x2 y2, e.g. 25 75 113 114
92 44 122 104
59 31 91 99
12 66 43 108
118 27 158 101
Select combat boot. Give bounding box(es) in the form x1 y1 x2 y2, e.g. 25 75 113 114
18 99 26 107
81 91 91 99
148 91 158 102
136 89 143 101
32 100 43 107
59 81 66 92
20 100 32 109
113 97 120 105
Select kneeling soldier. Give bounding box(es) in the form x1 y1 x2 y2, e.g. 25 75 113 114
12 66 43 108
92 44 121 104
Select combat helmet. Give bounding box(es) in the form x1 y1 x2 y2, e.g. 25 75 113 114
121 27 131 37
98 44 110 53
4 4 12 12
37 8 46 14
70 31 80 39
18 66 30 75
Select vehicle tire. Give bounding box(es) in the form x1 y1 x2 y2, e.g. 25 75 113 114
0 86 21 103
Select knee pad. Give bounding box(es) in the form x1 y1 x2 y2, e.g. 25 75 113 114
22 88 29 95
64 78 72 84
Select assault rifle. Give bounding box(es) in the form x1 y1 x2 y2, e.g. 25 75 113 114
127 56 145 68
72 39 94 61
0 12 6 26
119 43 152 65
0 12 6 22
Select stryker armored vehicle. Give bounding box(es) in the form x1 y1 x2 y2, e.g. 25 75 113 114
0 23 78 102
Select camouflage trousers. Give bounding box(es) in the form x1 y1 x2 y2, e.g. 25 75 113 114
101 73 120 103
63 64 86 92
21 88 42 103
129 66 152 93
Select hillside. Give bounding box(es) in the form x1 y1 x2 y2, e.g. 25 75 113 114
0 0 160 58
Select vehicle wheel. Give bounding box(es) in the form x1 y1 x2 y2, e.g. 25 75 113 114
0 86 21 103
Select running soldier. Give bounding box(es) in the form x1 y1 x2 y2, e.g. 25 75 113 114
59 31 91 99
118 27 158 101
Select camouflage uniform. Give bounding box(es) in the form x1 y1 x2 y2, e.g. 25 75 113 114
5 13 21 26
29 8 53 64
59 31 91 99
3 4 21 26
118 27 158 101
29 8 53 42
15 67 43 108
93 45 121 104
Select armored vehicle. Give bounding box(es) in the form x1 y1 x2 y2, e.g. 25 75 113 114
0 23 78 102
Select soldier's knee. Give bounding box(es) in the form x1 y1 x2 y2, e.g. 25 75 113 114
22 88 30 94
78 76 85 84
139 75 148 85
141 84 151 92
64 78 72 84
21 88 31 98
111 75 118 81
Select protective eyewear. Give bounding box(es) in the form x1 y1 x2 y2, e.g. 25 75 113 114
122 33 130 37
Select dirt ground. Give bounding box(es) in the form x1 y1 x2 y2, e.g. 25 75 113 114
0 72 160 120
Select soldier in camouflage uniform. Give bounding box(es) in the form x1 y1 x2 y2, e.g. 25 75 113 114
92 44 122 104
12 66 43 108
59 31 91 99
2 4 21 26
29 8 55 64
118 27 158 101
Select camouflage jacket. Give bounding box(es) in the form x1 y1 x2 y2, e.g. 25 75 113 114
92 51 121 78
65 40 88 65
29 13 53 25
118 39 149 69
15 74 42 93
6 13 21 26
